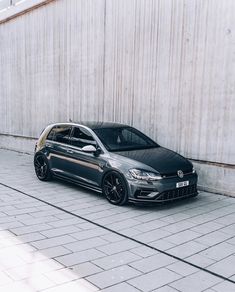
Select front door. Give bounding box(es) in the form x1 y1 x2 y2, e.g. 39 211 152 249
65 126 105 188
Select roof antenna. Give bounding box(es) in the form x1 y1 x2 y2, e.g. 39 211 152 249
69 118 73 122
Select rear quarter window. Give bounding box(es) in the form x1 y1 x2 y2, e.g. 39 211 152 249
47 126 72 144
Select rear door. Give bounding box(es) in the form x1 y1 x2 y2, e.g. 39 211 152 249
46 125 73 176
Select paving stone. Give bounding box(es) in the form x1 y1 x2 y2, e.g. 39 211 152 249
136 212 169 223
4 207 40 216
30 209 62 218
128 268 181 291
43 278 99 292
97 239 139 255
71 228 109 241
168 241 208 258
92 251 141 270
40 246 72 258
5 259 63 280
16 232 46 243
31 235 76 250
45 268 79 284
40 225 81 237
48 218 84 228
164 230 201 245
118 227 142 237
207 255 235 278
195 231 232 246
170 270 223 292
215 214 235 225
130 253 176 273
220 223 235 235
100 233 124 243
185 254 216 268
10 224 52 236
77 221 100 230
107 219 141 231
0 220 24 229
199 242 235 261
0 281 43 292
167 261 198 276
21 274 55 290
0 253 26 269
100 282 140 292
19 215 58 226
0 271 13 286
70 262 103 277
56 249 106 266
133 229 172 243
162 221 197 233
190 221 224 235
134 220 169 232
150 239 175 251
130 245 159 257
65 237 108 252
87 265 141 289
211 281 235 292
227 236 235 245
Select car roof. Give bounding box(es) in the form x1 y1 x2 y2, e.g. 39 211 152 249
50 121 129 130
78 121 128 130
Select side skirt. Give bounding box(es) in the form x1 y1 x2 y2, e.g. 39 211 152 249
53 173 103 194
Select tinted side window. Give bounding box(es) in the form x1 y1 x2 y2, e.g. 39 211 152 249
47 126 72 144
70 127 96 148
47 127 57 141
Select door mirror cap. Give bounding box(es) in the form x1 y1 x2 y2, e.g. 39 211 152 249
82 145 97 153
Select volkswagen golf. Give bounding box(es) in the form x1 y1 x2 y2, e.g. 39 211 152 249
34 122 198 205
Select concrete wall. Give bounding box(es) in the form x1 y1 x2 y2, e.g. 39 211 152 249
0 0 234 195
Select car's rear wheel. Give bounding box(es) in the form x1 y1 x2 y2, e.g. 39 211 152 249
34 154 52 181
102 171 128 205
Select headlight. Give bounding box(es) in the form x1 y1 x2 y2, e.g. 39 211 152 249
129 169 162 181
192 167 196 173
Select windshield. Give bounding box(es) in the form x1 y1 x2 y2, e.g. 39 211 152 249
94 126 158 152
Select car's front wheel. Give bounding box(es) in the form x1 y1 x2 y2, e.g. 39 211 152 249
34 154 52 181
102 171 128 205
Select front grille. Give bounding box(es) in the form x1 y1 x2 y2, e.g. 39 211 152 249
157 184 197 201
162 169 193 178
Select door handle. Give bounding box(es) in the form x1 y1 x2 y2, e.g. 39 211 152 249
46 143 53 148
67 149 74 154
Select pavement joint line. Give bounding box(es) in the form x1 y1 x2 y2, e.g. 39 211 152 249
0 181 234 285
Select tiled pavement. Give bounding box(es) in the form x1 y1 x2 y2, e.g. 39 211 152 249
0 149 234 291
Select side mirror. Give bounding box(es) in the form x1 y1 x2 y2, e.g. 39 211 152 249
81 145 102 156
81 145 97 153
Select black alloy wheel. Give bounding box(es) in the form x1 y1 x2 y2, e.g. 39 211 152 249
102 171 128 205
34 154 52 181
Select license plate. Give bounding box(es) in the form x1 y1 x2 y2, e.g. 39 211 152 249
176 181 189 188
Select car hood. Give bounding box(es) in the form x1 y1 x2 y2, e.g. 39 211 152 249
114 147 192 175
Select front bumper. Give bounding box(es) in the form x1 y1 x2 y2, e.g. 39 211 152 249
127 173 198 203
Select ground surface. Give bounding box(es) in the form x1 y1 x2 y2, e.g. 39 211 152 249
0 149 234 292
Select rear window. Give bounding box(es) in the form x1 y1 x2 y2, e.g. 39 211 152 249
47 125 72 144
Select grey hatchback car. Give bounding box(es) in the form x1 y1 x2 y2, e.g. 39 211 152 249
34 122 198 205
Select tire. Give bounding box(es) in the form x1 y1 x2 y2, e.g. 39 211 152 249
34 153 52 181
102 171 128 205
